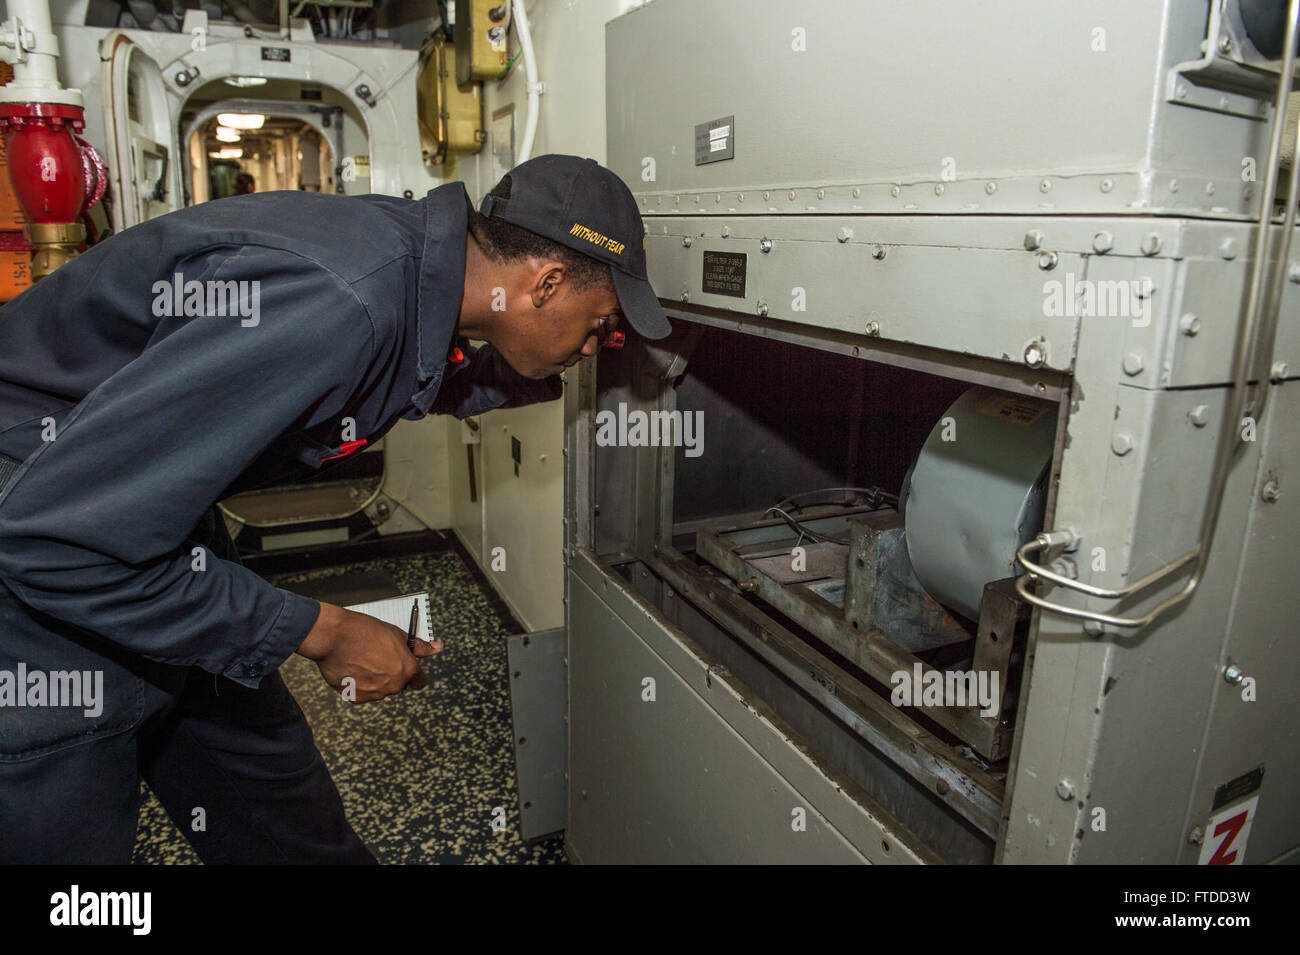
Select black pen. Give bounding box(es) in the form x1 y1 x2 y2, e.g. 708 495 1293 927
406 598 419 654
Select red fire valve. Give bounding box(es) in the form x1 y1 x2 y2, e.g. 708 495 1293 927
0 103 88 221
0 102 104 278
603 329 626 350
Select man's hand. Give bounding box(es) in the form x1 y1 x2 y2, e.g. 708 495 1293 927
297 602 443 703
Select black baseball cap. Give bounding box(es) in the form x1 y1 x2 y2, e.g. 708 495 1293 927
478 154 672 340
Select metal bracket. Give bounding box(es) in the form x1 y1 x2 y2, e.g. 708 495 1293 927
0 18 38 64
1166 0 1283 119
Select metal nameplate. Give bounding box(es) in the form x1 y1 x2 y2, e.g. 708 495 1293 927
702 250 747 297
694 116 735 165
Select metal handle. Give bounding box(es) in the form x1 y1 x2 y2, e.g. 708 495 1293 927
1020 0 1300 631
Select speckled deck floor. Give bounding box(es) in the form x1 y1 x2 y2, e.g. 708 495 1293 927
131 548 568 865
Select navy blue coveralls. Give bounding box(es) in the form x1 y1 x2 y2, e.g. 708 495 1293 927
0 182 560 863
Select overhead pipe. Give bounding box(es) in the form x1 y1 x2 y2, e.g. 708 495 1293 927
513 0 542 164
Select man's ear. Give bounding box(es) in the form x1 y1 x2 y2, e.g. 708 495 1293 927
531 261 566 308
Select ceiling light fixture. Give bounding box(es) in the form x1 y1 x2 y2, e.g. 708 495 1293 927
216 112 265 130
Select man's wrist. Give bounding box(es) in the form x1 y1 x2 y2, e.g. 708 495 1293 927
297 601 345 660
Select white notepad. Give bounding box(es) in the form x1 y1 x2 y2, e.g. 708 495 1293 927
344 592 435 643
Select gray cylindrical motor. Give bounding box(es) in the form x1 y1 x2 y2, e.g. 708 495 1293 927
903 386 1056 621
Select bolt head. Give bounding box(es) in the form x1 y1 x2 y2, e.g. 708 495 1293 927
1024 230 1045 251
1189 404 1209 427
1218 34 1232 54
1083 620 1106 637
871 245 887 260
1092 231 1114 253
1056 779 1075 800
1188 826 1204 845
1049 557 1078 579
759 237 772 254
1036 251 1059 271
1024 343 1046 367
682 236 693 247
865 320 881 336
985 181 997 195
1111 432 1134 456
1122 353 1145 376
1262 479 1281 503
1290 263 1300 283
817 188 825 199
1219 237 1238 260
756 301 768 317
1223 663 1244 685
1180 313 1202 336
720 226 731 238
836 227 853 243
1270 361 1288 383
934 183 945 196
1141 233 1162 256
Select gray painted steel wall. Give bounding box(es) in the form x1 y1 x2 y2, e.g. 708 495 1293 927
562 0 1298 864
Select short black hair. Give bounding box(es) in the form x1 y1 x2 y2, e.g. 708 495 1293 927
468 174 614 294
